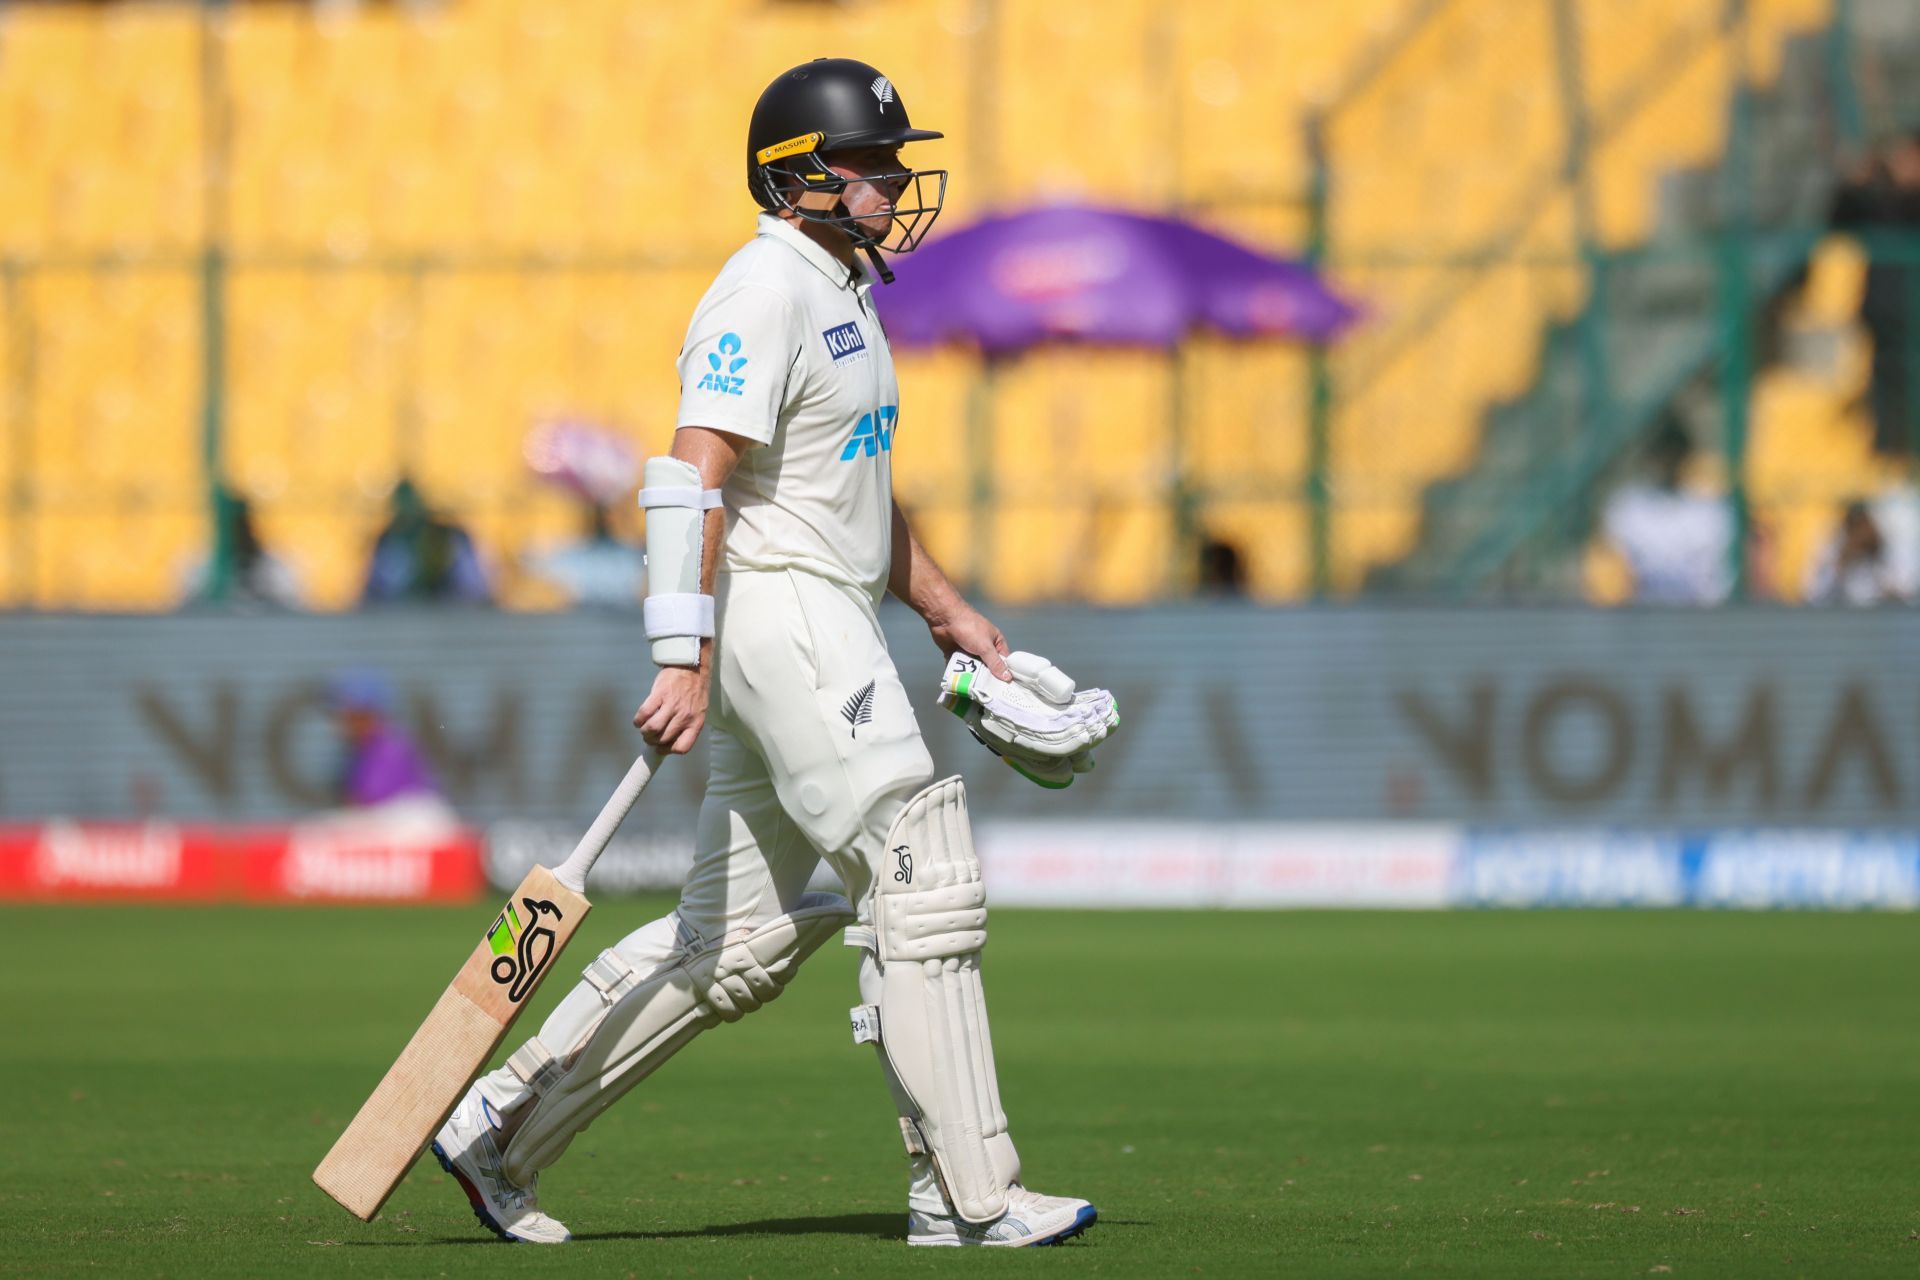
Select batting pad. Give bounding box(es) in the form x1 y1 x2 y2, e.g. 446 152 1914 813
854 775 1021 1224
500 892 854 1182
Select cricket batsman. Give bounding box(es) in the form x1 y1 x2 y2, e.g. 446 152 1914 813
430 57 1117 1248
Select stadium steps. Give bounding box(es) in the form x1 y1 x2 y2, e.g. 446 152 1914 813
1367 20 1862 597
1313 0 1838 595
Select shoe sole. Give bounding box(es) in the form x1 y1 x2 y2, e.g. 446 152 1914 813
429 1140 569 1244
1032 1204 1098 1248
909 1203 1099 1248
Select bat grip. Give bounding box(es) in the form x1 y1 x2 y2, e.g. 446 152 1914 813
551 751 663 894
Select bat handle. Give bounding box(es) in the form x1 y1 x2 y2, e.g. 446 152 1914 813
551 751 664 894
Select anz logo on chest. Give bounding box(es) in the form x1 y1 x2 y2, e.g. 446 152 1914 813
840 405 898 460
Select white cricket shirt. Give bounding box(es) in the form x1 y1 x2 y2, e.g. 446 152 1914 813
1600 485 1733 605
675 213 900 601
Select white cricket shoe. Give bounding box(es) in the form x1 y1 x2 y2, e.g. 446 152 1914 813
429 1092 570 1244
907 1184 1097 1247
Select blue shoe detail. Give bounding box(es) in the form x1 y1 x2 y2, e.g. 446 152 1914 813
1030 1203 1098 1247
430 1139 519 1244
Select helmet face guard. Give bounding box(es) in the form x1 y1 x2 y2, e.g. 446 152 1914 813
755 133 948 256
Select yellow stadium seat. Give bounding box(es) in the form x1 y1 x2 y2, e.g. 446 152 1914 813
1733 235 1890 599
891 348 976 513
27 272 198 505
1748 378 1883 598
0 0 1844 607
1795 234 1867 326
1200 499 1310 599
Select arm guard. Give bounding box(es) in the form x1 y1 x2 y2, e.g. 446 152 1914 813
638 456 723 668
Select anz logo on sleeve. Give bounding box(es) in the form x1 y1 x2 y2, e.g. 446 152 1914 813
840 405 897 460
696 332 749 396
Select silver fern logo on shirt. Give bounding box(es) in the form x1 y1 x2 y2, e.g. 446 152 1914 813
841 680 877 738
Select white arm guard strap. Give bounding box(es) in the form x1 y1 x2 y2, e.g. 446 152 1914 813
639 456 723 668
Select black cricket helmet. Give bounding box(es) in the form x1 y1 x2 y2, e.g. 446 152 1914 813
747 58 948 269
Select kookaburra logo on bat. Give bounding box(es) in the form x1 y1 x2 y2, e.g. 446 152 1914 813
486 896 565 1003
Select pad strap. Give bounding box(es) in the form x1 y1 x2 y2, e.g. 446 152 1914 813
642 593 716 640
637 486 723 511
584 949 641 1003
507 1035 565 1096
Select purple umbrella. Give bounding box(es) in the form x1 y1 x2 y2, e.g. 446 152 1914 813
875 204 1360 353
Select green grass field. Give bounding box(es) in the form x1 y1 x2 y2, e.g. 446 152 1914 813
4 903 1916 1277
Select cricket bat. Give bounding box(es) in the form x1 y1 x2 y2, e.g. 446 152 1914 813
312 751 662 1221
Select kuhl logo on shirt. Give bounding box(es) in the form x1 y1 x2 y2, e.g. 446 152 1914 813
840 406 897 460
822 321 867 363
696 332 748 396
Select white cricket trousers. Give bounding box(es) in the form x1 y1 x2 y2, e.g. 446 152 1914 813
685 565 936 925
478 567 948 1208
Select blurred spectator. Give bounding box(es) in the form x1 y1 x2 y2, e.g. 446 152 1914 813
1804 499 1914 605
1196 535 1248 597
326 670 445 809
1830 132 1920 459
525 501 645 608
181 485 302 608
362 478 491 605
1598 419 1735 605
1875 485 1920 596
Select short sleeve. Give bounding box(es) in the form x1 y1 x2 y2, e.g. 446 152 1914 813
674 283 800 445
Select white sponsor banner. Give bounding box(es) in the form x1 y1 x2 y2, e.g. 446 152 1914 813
484 822 695 894
483 822 843 896
476 818 1920 910
1453 830 1688 907
1695 832 1920 909
975 822 1458 908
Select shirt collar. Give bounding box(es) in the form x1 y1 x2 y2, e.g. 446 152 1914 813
757 212 871 292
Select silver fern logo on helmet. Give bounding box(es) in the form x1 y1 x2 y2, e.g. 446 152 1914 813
870 76 894 111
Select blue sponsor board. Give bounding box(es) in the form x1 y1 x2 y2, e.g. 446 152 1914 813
1453 830 1920 909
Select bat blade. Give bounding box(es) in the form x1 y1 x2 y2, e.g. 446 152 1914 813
312 865 589 1221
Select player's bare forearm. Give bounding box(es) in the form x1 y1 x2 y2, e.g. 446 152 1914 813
886 499 956 619
635 427 752 753
889 500 1013 679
